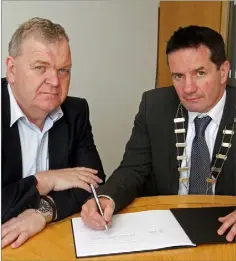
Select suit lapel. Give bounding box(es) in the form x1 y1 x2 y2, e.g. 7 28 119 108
212 87 235 158
48 116 69 169
214 86 236 195
2 78 70 180
2 80 23 185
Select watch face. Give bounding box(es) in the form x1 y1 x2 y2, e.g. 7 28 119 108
37 198 53 223
39 199 52 213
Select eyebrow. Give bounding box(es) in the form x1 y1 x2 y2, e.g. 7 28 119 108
31 60 50 66
171 72 184 76
195 66 206 71
31 60 72 68
60 63 72 68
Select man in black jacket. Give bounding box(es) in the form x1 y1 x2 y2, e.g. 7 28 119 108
81 26 236 241
2 17 105 248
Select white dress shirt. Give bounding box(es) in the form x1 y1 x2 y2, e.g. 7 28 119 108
178 91 226 195
8 84 63 178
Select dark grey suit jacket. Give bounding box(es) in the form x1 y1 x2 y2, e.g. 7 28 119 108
97 86 236 212
2 78 105 223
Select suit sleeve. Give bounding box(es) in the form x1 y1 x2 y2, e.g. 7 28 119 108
2 176 40 223
96 92 152 212
48 99 106 220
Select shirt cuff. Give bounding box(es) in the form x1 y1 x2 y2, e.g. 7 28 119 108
98 195 115 210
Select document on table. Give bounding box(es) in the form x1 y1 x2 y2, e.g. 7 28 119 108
71 210 195 257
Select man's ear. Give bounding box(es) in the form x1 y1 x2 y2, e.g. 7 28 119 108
6 56 16 84
220 60 230 85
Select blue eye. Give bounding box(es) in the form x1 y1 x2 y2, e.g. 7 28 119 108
59 68 70 73
58 68 71 76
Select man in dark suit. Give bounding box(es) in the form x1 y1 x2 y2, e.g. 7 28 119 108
81 26 236 241
2 17 105 248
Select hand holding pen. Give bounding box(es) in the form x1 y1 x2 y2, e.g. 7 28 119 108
90 184 109 231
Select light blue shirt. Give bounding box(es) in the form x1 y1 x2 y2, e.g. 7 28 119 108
8 84 63 178
178 91 226 195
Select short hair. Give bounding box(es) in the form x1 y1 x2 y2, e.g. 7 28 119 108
166 25 226 69
8 17 69 57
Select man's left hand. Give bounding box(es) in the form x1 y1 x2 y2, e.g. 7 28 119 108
1 209 46 249
218 210 236 242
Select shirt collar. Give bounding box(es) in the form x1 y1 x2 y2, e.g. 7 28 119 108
48 106 64 123
8 84 25 127
188 90 226 126
8 84 64 127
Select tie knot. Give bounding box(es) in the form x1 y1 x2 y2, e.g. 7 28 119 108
194 116 212 136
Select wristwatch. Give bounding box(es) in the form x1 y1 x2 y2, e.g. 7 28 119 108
35 197 53 223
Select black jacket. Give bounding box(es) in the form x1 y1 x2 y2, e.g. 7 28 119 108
97 86 236 212
2 78 105 223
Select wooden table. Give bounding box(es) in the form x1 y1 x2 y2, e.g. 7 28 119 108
2 195 236 260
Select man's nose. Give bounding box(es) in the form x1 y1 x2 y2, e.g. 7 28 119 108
183 77 197 94
46 69 59 87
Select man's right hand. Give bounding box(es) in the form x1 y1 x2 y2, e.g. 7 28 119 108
35 167 103 196
81 198 114 230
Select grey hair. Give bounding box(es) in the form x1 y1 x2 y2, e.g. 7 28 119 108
8 17 69 57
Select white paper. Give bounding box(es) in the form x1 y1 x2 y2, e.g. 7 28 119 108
72 210 195 257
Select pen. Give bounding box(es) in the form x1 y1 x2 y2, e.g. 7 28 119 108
90 184 109 232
